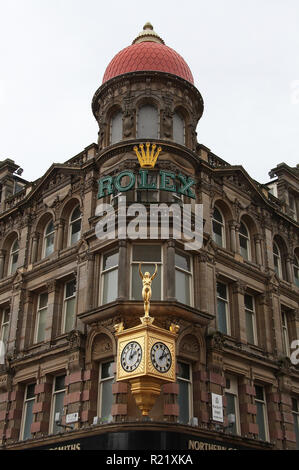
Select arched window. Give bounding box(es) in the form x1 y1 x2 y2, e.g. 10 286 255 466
110 111 123 144
293 254 299 287
173 112 185 145
239 221 250 260
43 220 55 258
273 241 282 277
69 205 81 246
212 207 225 248
9 239 19 275
137 105 158 139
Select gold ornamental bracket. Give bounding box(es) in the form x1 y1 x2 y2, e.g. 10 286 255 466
133 142 162 169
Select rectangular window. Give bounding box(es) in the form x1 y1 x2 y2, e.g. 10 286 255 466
225 376 240 435
51 375 66 435
255 385 269 441
0 307 10 346
175 251 192 306
20 384 35 440
281 310 290 357
35 293 48 343
98 361 114 420
101 250 119 305
131 245 162 301
292 398 299 450
216 282 230 335
62 280 76 333
245 294 257 345
177 362 192 425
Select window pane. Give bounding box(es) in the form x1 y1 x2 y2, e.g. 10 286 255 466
217 299 228 334
240 236 249 259
37 308 47 342
294 414 299 449
244 294 253 311
39 293 48 309
55 375 65 392
178 380 189 424
111 111 123 144
239 222 248 236
23 400 34 440
246 310 255 344
173 113 184 145
103 251 119 271
103 268 118 304
255 385 264 401
53 391 65 434
71 220 81 244
175 269 190 305
256 401 266 441
226 393 237 435
66 280 76 298
101 361 113 379
178 362 190 380
132 245 161 262
71 206 81 222
46 221 54 235
65 297 76 332
101 379 113 419
213 208 223 223
175 252 190 272
132 264 161 300
137 105 158 139
216 282 227 300
26 384 35 400
212 220 223 247
45 233 54 257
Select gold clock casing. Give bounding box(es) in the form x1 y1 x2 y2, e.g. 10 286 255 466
116 322 177 383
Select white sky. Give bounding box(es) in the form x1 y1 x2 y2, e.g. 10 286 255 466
0 0 298 184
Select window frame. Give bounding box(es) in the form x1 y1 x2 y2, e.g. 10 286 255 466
174 249 193 307
177 361 193 425
68 205 82 247
293 254 299 288
239 220 251 261
50 375 66 435
100 249 119 306
0 307 10 346
281 310 290 357
216 282 231 335
273 241 282 277
34 292 48 344
244 294 258 345
62 279 77 334
173 111 185 145
212 206 225 248
110 110 123 145
255 385 269 442
20 383 36 441
8 238 19 275
42 220 55 259
292 397 299 450
98 360 114 420
225 375 241 435
130 243 163 301
137 104 159 139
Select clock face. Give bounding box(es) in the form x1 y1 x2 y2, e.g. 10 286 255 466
121 341 142 372
151 342 172 373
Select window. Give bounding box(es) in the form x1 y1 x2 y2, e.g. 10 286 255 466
62 280 76 333
50 375 66 434
216 282 230 335
0 308 10 346
98 361 114 420
294 254 299 288
175 251 192 306
225 376 240 435
136 170 159 203
20 384 35 441
255 385 269 441
292 398 299 450
101 250 119 305
245 294 257 345
273 242 282 277
239 221 250 260
69 206 81 246
289 194 297 221
43 220 55 258
137 105 158 139
131 245 162 301
110 111 123 144
212 207 225 248
35 293 48 343
177 362 192 424
281 310 290 357
9 239 19 275
173 112 185 145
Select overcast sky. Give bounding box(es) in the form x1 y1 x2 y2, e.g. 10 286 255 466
0 0 298 184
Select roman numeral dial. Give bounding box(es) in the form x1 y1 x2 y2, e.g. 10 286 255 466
151 342 172 373
121 341 142 372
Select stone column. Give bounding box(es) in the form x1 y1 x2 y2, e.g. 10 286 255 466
31 233 39 264
235 223 240 254
86 253 95 310
232 281 247 343
197 252 208 312
0 250 5 279
228 221 237 253
54 219 65 251
254 234 263 266
166 239 176 301
286 256 294 284
117 240 127 300
45 280 59 341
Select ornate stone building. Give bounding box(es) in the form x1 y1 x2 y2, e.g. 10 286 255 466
0 23 298 451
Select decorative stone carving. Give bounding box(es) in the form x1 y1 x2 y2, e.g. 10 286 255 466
123 111 134 137
92 333 113 361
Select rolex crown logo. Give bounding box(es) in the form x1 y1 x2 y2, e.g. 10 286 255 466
133 142 162 169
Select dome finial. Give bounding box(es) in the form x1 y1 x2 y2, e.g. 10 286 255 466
132 23 165 45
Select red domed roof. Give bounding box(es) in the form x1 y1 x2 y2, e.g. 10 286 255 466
102 24 194 85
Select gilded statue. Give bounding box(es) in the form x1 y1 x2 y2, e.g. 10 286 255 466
139 263 157 318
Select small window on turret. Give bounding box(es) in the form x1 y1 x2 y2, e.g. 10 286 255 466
173 112 185 145
137 105 158 139
110 111 123 144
